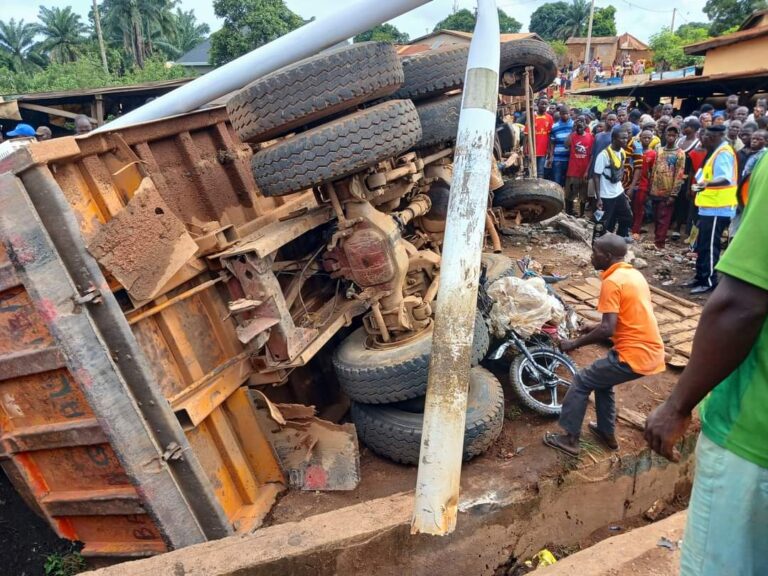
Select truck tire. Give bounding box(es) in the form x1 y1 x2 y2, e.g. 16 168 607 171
334 310 489 404
492 178 564 223
251 100 421 197
414 94 462 149
227 42 404 143
350 366 504 464
391 45 467 102
393 40 557 102
498 40 558 96
481 253 516 285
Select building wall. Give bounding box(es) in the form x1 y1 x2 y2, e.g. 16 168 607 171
703 36 768 75
566 44 617 66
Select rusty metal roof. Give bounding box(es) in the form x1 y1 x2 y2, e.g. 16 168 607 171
408 29 541 44
6 78 194 103
571 67 768 98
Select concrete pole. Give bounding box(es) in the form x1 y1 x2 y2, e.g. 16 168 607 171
411 0 499 537
525 67 537 178
94 0 433 132
585 0 596 87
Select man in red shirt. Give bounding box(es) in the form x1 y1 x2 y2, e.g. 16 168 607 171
564 114 594 216
526 97 554 179
630 129 657 236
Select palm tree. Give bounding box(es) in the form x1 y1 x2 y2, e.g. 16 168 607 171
0 19 42 73
555 0 591 41
101 0 176 68
172 9 210 54
34 6 88 64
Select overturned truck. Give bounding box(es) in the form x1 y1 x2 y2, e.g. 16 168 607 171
0 39 560 562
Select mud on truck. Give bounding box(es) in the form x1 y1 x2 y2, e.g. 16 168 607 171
0 39 560 560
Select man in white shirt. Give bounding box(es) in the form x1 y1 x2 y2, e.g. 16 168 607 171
593 125 631 240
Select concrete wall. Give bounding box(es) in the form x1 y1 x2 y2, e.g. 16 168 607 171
703 36 768 75
84 435 697 576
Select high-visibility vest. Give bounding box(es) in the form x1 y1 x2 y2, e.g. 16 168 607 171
695 144 738 208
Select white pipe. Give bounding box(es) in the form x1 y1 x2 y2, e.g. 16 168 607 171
411 0 499 536
94 0 433 133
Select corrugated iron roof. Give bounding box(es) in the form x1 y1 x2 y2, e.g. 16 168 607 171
566 36 618 45
408 29 541 44
684 25 768 55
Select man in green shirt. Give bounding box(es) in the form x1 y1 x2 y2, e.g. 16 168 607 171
645 154 768 575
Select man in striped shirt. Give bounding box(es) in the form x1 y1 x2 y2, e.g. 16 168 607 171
546 105 573 187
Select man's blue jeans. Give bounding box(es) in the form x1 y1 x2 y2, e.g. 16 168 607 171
551 160 568 187
536 156 551 180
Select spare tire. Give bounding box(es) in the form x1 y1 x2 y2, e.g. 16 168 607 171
414 94 462 149
350 366 504 465
492 178 564 223
227 42 404 143
393 39 557 101
333 310 489 404
498 40 558 96
251 99 421 197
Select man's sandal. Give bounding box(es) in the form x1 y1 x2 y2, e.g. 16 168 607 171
588 422 619 450
543 432 580 457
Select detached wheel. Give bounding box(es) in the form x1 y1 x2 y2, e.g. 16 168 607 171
510 346 577 416
334 310 489 404
350 366 504 464
492 178 564 223
498 40 558 96
251 99 421 197
227 42 403 142
414 94 461 149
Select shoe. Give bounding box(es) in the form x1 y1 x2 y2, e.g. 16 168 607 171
671 232 681 241
680 278 700 288
690 285 715 295
624 236 634 244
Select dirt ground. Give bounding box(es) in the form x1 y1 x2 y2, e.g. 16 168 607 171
0 470 80 576
270 227 700 525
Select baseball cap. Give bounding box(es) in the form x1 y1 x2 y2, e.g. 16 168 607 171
7 123 36 137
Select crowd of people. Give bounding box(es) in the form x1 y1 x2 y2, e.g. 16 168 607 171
526 94 767 295
0 114 94 144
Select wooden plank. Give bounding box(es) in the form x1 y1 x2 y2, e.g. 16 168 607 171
649 284 697 308
19 102 97 123
561 284 596 302
674 341 694 357
571 281 601 298
669 331 696 346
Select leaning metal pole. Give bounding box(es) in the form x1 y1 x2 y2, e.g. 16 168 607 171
411 0 500 536
95 0 433 132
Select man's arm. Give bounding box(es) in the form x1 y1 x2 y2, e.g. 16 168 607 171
561 313 617 352
645 274 768 461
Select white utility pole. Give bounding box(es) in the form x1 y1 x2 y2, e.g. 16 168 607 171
585 0 596 86
411 0 500 537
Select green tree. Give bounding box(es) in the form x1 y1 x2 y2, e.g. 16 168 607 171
100 0 178 68
649 25 709 71
529 2 570 41
172 8 211 53
354 24 410 44
34 6 88 64
555 0 591 40
0 19 44 73
433 8 522 33
704 0 767 36
210 0 305 66
591 6 617 36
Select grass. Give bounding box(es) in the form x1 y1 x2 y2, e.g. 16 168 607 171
44 552 86 576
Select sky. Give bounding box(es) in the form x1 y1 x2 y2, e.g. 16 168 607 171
3 0 709 44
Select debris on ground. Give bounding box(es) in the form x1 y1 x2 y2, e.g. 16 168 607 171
487 275 564 338
644 499 667 522
656 536 678 551
253 391 360 491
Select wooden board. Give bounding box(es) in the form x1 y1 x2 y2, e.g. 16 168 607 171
560 277 701 367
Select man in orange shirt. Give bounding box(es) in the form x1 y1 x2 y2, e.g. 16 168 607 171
544 233 665 456
526 97 554 178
